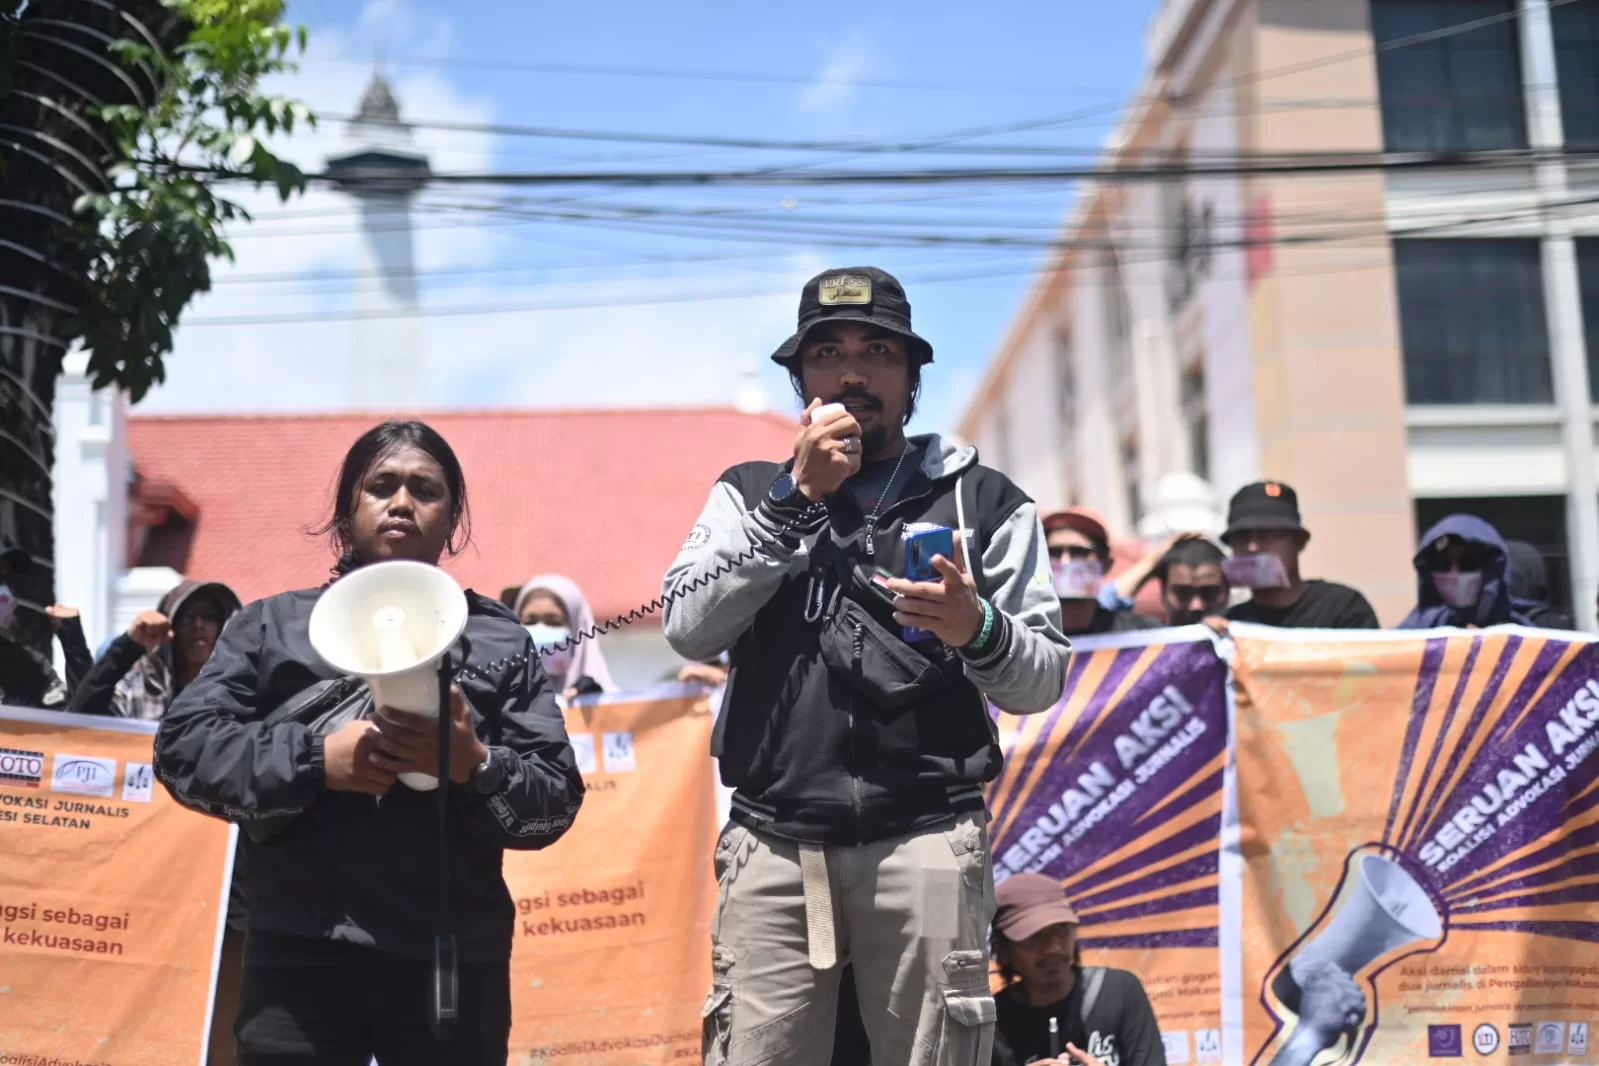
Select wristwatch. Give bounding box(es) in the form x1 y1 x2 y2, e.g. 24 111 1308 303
768 472 809 509
466 747 506 795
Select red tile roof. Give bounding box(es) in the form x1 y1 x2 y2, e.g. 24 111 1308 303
125 408 798 623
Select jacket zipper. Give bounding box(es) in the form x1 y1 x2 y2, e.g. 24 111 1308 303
849 621 865 845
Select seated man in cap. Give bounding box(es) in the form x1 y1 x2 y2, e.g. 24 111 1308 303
991 874 1166 1066
1220 482 1378 630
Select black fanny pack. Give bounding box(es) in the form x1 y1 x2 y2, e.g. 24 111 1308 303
815 552 965 712
242 675 372 844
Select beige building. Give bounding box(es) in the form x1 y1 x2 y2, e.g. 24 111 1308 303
959 0 1599 627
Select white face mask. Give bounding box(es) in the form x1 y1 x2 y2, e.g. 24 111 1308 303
0 585 14 628
1052 558 1105 600
525 623 573 679
1222 553 1291 590
1433 570 1484 610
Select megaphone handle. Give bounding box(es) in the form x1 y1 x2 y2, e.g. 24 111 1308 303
429 657 458 1039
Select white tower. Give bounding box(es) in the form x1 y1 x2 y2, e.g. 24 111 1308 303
326 74 431 410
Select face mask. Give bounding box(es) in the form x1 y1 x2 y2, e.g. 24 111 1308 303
0 585 14 629
1433 570 1484 610
525 623 573 678
1052 558 1104 600
1222 553 1290 590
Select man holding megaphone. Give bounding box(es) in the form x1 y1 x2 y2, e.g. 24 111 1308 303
155 421 585 1066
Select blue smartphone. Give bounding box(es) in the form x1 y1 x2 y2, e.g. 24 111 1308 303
903 525 955 642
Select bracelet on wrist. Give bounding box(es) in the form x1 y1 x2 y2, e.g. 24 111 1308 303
963 600 996 654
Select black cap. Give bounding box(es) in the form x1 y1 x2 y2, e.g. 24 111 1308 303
0 545 30 574
1222 481 1308 546
770 267 934 367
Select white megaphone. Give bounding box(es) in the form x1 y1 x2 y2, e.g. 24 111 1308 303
308 560 470 791
1272 852 1443 1013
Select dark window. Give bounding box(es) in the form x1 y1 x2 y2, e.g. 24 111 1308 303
1370 0 1527 151
1054 330 1076 426
1553 0 1599 149
1573 238 1599 399
1414 496 1571 616
1392 239 1552 404
1180 364 1210 480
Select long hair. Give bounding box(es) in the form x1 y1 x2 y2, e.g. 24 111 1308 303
310 420 472 576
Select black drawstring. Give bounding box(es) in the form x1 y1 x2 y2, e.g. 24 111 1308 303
430 656 458 1039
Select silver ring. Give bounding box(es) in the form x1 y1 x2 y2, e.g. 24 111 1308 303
842 437 859 454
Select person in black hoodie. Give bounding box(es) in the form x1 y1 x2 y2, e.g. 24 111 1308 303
1504 540 1575 630
1399 515 1530 630
70 579 242 719
154 420 584 1066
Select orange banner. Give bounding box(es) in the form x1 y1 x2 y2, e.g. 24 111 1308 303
1232 627 1599 1066
506 687 718 1065
0 706 233 1066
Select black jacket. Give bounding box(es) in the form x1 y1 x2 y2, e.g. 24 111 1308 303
663 437 1070 846
154 586 585 963
0 615 92 709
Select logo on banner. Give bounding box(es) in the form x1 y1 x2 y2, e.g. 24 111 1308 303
51 754 116 798
1473 1025 1501 1055
1194 1030 1222 1064
602 732 636 773
1162 1031 1191 1064
1429 1025 1463 1058
122 762 154 803
1570 1023 1589 1056
1536 1023 1566 1055
0 747 44 789
1509 1024 1534 1055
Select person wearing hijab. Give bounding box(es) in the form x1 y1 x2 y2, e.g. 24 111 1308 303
514 574 617 699
1400 515 1532 630
1504 540 1576 630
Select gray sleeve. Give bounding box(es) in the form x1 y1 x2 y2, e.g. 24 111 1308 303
661 481 810 663
962 500 1071 714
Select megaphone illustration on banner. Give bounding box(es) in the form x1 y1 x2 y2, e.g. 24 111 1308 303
1271 852 1444 1014
309 561 469 791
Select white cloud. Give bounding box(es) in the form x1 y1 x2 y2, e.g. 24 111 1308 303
796 33 873 115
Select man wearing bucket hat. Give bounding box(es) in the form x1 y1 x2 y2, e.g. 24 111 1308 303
1219 481 1378 629
990 874 1165 1066
664 267 1070 1065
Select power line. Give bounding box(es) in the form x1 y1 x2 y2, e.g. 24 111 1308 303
320 54 1107 98
277 146 1599 191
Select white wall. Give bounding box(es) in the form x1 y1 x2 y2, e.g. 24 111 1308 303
52 352 129 651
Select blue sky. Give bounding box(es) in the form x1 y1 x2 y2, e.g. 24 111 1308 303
149 0 1161 436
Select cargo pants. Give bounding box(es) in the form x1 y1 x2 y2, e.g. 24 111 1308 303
702 812 997 1066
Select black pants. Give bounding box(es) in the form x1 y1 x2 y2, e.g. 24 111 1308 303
234 932 510 1066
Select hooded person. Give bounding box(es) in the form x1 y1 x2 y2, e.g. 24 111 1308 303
69 579 243 719
1400 515 1531 630
1504 539 1575 631
513 573 617 699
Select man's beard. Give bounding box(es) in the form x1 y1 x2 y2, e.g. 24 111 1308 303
862 422 891 458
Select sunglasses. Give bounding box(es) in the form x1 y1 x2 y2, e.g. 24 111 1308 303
1048 544 1100 562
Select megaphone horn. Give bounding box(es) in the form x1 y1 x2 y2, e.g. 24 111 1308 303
308 560 470 791
1271 853 1443 1014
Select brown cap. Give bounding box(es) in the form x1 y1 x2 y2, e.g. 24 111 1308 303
1041 507 1110 549
994 873 1080 942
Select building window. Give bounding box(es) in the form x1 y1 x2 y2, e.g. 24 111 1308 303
1121 438 1141 529
1054 329 1076 426
1574 239 1599 399
1554 0 1599 149
1370 0 1527 151
1180 363 1210 480
1414 495 1571 616
1103 250 1133 398
1392 239 1553 404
